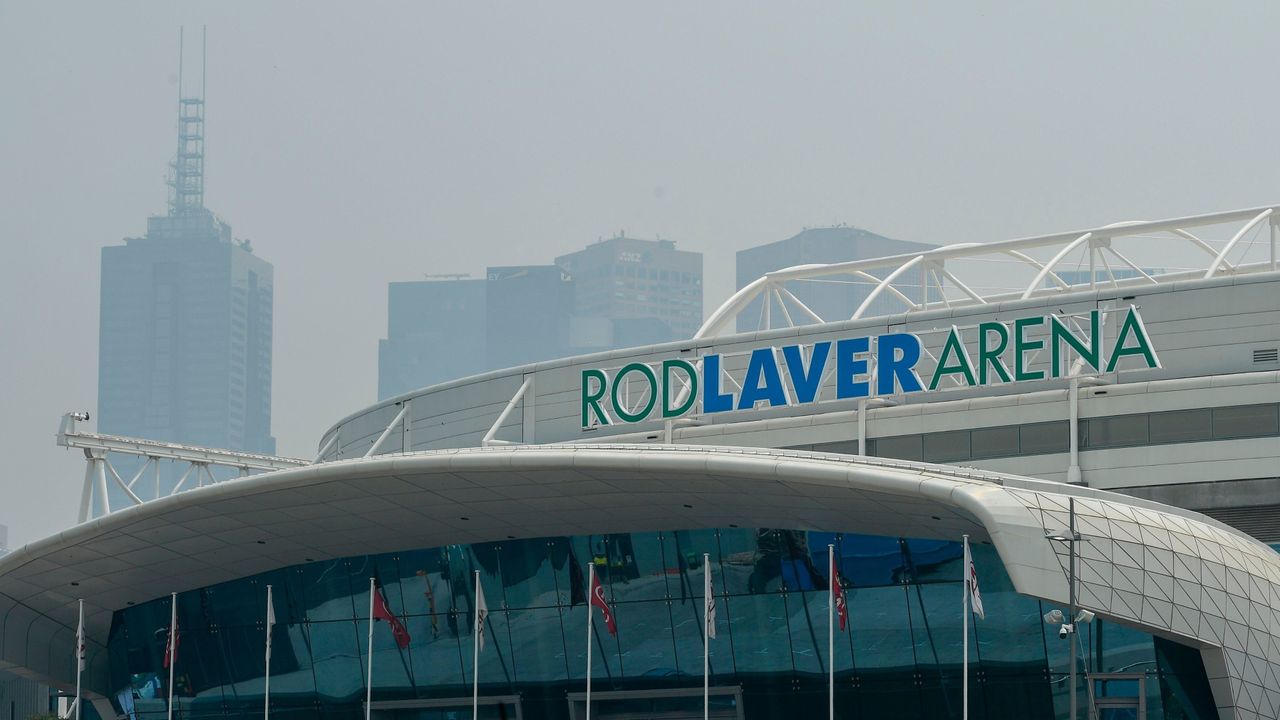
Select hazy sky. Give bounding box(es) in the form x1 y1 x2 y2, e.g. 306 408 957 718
3 1 1279 546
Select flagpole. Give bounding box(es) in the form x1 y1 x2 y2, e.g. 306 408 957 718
963 535 970 720
473 571 481 720
167 592 176 720
365 578 375 720
264 585 273 720
586 562 594 720
703 552 710 720
75 598 83 720
828 544 835 720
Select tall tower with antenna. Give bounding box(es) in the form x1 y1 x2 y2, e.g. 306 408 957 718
98 27 276 461
170 27 206 216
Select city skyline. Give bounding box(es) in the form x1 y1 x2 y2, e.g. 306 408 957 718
7 2 1280 546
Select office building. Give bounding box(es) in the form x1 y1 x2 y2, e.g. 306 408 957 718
556 235 703 342
97 64 274 453
378 278 486 400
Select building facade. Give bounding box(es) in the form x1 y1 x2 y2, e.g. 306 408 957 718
10 205 1280 720
556 235 704 342
378 279 487 400
98 210 275 454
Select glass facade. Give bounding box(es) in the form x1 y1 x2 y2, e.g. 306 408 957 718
106 529 1216 720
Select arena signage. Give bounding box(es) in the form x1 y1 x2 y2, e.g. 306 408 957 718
580 307 1159 427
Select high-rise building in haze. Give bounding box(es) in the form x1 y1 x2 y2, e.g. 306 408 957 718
555 235 703 341
379 278 486 400
377 236 703 400
736 227 935 331
97 57 275 453
484 265 576 372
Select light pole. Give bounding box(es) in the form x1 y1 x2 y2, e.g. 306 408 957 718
1046 497 1082 720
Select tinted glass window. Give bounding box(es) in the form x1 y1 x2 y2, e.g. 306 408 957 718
1086 414 1149 448
875 434 923 461
1213 404 1280 439
971 426 1020 459
1019 421 1069 455
1148 408 1213 444
923 430 971 462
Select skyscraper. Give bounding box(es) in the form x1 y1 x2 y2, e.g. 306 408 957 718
555 235 703 342
378 278 486 400
736 227 935 332
97 38 274 453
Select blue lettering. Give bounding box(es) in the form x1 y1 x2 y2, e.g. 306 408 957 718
737 348 788 410
783 342 830 404
702 354 735 413
836 337 871 399
877 334 924 395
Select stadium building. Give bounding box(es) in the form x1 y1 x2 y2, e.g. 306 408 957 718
7 206 1280 720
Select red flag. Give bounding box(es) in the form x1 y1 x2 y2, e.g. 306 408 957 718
373 576 412 648
162 616 179 668
589 566 617 636
831 554 848 632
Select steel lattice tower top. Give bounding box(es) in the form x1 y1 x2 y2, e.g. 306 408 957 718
169 27 205 216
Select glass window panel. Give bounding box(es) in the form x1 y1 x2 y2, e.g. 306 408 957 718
505 606 570 684
306 620 365 704
1149 408 1212 444
875 434 923 461
725 592 794 675
1212 403 1280 439
1020 421 1069 455
1087 415 1149 448
785 590 826 676
923 430 971 462
717 527 763 597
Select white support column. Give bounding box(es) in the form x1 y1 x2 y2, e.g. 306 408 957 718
94 454 110 517
402 399 413 453
1067 378 1082 485
77 454 95 523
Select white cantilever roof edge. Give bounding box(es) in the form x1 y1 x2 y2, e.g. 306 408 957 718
699 203 1280 338
3 444 1279 717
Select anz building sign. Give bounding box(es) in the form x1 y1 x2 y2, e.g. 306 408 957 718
581 307 1160 427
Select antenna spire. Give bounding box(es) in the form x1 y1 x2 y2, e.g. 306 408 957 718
169 26 206 216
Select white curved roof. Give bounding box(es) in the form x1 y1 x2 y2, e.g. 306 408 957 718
701 204 1280 338
3 444 1277 716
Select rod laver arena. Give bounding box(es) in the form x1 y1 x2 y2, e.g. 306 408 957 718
8 205 1280 719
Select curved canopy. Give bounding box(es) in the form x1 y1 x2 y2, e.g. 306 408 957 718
2 444 1276 717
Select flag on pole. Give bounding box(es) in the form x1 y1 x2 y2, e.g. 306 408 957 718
704 558 716 640
265 587 276 660
589 566 617 636
831 555 848 632
163 611 179 668
76 604 86 672
372 575 412 648
964 537 985 620
475 579 489 651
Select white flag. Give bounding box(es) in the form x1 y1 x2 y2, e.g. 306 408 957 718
964 537 985 620
704 559 716 640
76 602 85 672
265 587 276 661
475 582 489 652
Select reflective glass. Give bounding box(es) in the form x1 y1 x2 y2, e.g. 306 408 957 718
105 527 1206 720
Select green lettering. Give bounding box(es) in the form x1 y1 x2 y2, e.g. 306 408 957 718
977 322 1012 384
1014 316 1045 381
1050 311 1101 377
929 328 977 389
611 363 658 423
1106 308 1161 372
662 359 699 418
581 369 610 427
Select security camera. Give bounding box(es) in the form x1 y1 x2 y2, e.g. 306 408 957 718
71 412 90 421
1058 623 1075 639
